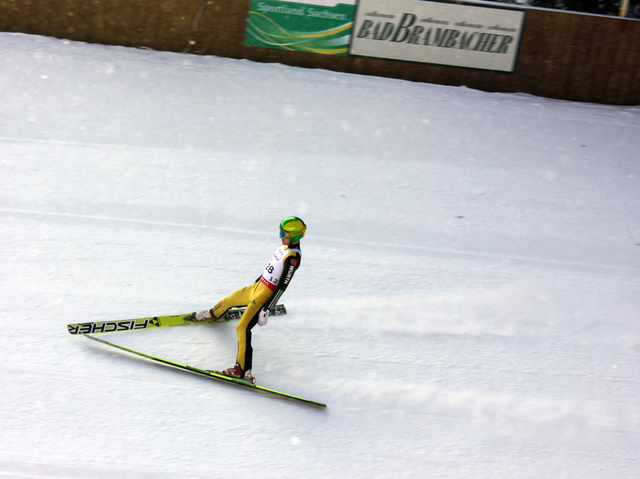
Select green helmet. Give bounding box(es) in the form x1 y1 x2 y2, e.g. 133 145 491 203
279 216 307 243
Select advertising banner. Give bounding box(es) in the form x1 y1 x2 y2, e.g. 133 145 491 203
245 0 357 56
350 0 526 72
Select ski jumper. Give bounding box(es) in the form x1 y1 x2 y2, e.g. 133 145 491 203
210 243 301 372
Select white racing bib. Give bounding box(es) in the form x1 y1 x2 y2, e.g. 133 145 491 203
260 244 300 291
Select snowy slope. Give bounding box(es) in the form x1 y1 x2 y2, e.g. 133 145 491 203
1 32 639 478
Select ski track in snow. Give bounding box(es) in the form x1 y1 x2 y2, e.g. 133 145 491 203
0 33 639 478
1 205 637 274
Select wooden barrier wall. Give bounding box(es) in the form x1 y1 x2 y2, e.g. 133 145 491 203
0 0 638 105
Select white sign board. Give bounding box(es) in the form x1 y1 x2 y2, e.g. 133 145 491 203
350 0 526 72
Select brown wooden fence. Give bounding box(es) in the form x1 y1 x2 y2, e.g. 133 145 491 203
0 0 638 105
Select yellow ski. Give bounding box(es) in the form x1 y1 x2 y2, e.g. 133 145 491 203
67 304 287 335
81 333 327 408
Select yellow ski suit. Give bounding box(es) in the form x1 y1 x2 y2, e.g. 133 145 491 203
210 243 301 372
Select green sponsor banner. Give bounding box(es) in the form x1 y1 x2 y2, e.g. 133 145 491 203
245 1 356 56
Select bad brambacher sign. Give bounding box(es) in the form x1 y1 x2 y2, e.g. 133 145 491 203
350 0 526 72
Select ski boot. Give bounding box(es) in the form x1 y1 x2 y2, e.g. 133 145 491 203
183 309 213 322
213 363 256 384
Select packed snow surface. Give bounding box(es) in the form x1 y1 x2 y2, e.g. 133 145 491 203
1 32 639 478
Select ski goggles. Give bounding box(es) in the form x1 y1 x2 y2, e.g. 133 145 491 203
280 225 306 240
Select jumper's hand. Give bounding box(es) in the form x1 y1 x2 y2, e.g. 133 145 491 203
258 308 269 326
